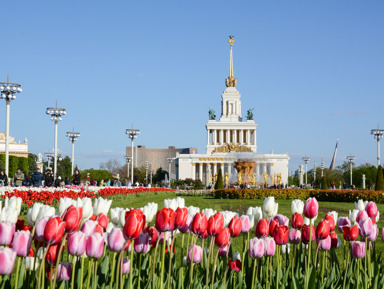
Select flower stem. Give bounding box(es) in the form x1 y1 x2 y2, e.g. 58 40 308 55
365 238 367 289
210 249 220 289
110 252 117 289
129 239 135 289
80 255 85 289
251 258 257 289
160 234 167 289
266 256 269 287
189 236 198 289
86 259 93 289
52 232 68 289
37 244 50 289
93 260 98 289
138 253 142 289
152 238 160 289
205 237 214 289
167 234 177 289
342 247 350 289
14 257 21 289
276 245 279 289
71 256 77 289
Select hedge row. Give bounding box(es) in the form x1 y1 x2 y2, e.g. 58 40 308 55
214 189 384 203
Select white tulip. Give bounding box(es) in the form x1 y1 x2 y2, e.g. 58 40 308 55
303 217 316 225
263 197 278 219
187 206 200 217
246 214 255 228
24 257 39 271
93 197 112 216
110 207 124 226
282 244 290 254
59 197 75 215
4 196 22 215
354 199 368 211
202 208 216 220
349 209 359 223
182 256 188 267
36 205 55 220
37 247 47 260
177 197 185 209
106 222 116 233
0 206 18 223
27 203 43 226
246 207 262 222
291 199 304 214
81 198 93 220
119 209 128 227
221 211 238 228
376 211 380 223
232 252 241 261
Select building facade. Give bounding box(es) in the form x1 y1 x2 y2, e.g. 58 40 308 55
0 132 29 158
176 36 290 186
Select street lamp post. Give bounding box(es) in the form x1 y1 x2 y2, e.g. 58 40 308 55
126 126 140 184
0 77 22 177
371 126 384 167
302 156 310 185
45 152 54 170
346 155 355 186
125 156 131 183
321 160 324 178
66 130 80 176
313 162 316 182
46 103 66 179
150 163 153 184
145 161 149 185
167 158 175 187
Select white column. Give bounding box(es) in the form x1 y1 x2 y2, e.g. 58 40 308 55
240 130 244 145
191 164 196 180
228 163 232 176
5 100 10 177
220 130 224 145
54 120 58 179
207 130 210 146
213 164 217 176
254 129 257 146
256 164 260 176
246 130 250 145
226 130 230 144
71 140 75 176
199 163 203 182
213 130 217 145
233 130 237 143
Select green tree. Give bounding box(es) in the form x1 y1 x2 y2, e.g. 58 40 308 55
375 165 384 191
153 167 168 185
133 166 147 184
215 169 224 189
321 177 328 190
81 169 113 183
57 156 72 179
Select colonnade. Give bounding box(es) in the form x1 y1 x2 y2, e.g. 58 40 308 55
207 129 256 146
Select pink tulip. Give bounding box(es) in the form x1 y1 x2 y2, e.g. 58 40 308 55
351 241 365 258
249 238 265 258
365 202 378 218
303 198 318 219
80 220 98 236
67 231 87 256
158 232 171 244
263 237 276 256
107 228 127 252
57 262 71 281
218 245 229 257
188 245 203 264
0 247 16 274
240 215 251 233
356 211 368 224
86 233 105 258
134 233 150 254
317 235 331 251
273 214 289 227
34 217 49 242
337 217 351 233
12 230 32 257
179 215 193 234
367 225 378 242
288 228 301 244
122 258 131 274
359 217 373 237
0 221 15 246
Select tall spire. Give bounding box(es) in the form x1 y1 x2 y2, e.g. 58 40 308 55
225 36 237 87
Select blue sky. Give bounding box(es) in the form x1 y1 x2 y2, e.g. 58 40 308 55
1 1 383 171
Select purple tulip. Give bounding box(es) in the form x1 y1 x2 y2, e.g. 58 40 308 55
158 232 171 244
134 233 150 254
263 237 276 256
86 233 105 258
0 221 15 246
351 241 366 258
317 235 331 251
80 220 98 236
356 210 368 224
67 231 87 256
122 258 131 274
56 262 71 281
188 245 203 264
218 245 229 257
367 225 378 242
359 217 373 237
337 217 351 233
107 228 126 252
12 230 32 257
179 215 193 233
0 247 16 275
288 228 301 244
240 215 251 233
273 214 289 227
249 238 265 258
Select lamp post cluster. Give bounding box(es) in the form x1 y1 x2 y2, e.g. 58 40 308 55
346 155 355 186
126 126 140 184
302 156 310 185
371 126 384 167
66 130 80 176
0 77 22 177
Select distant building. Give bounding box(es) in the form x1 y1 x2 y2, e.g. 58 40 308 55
0 132 29 158
125 145 198 176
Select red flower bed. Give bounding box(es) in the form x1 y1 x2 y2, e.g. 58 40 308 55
97 187 175 198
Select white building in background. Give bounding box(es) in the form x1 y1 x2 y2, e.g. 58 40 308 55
176 36 290 186
0 132 29 158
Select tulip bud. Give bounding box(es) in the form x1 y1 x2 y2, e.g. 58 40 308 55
263 237 276 256
351 241 365 258
24 256 39 271
191 213 208 236
342 225 359 242
187 245 203 264
359 217 373 237
288 228 301 244
292 213 303 229
207 213 224 236
330 231 338 248
263 197 278 219
228 259 241 272
12 230 32 257
108 228 128 252
316 220 330 240
179 215 193 234
240 215 251 233
134 233 150 254
0 221 15 246
155 208 175 232
291 199 304 214
255 219 269 238
317 235 331 251
67 231 87 256
96 213 109 231
274 225 289 245
0 247 16 275
57 262 72 281
303 198 318 219
215 228 230 247
123 209 146 240
249 237 265 258
218 245 229 257
93 197 112 216
81 220 98 236
175 208 189 230
62 205 83 234
122 258 131 274
228 216 242 238
355 199 367 211
86 233 105 259
273 214 289 227
43 217 66 244
365 202 378 219
302 224 315 244
337 217 351 233
324 214 335 232
46 244 60 264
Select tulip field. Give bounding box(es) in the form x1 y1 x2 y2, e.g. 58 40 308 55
0 188 384 288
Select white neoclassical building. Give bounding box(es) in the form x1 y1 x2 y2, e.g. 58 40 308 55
176 36 290 186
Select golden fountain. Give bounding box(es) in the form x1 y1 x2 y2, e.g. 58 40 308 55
234 160 257 185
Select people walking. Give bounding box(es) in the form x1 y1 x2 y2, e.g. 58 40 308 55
0 170 8 186
31 168 44 187
44 170 54 187
73 170 81 186
13 168 25 187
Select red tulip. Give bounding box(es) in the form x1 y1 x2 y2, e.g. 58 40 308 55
46 244 60 264
269 219 279 237
330 231 338 248
228 216 242 238
175 208 188 230
302 224 315 244
123 209 146 240
215 228 230 247
316 220 330 240
191 213 208 236
255 219 269 238
96 213 109 231
303 198 318 219
342 225 359 242
324 214 335 232
273 225 289 245
228 259 241 272
155 208 175 232
61 205 83 234
291 213 303 229
365 201 378 218
207 213 224 236
43 217 66 244
143 226 158 245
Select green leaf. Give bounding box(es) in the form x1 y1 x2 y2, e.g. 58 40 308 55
308 267 316 289
101 254 110 275
17 259 25 289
